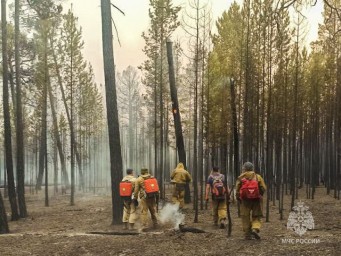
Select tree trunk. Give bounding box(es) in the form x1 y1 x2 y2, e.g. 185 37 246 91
15 0 27 218
36 25 48 193
50 41 84 190
166 40 191 204
0 191 9 233
44 27 49 207
70 14 75 206
1 0 19 221
159 12 164 200
242 0 252 161
101 0 123 224
53 142 58 194
48 81 69 188
166 41 187 168
230 79 239 182
50 43 73 188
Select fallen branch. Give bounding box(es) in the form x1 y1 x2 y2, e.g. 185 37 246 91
87 231 139 236
178 224 206 233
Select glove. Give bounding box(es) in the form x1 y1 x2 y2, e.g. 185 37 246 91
132 199 138 207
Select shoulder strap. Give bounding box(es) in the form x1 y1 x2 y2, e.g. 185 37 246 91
253 173 258 181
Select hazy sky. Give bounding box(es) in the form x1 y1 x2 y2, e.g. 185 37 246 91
66 0 323 85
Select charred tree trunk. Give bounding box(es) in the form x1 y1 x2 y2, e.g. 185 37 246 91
166 39 191 205
242 0 252 161
2 0 19 221
166 42 187 168
291 42 299 210
193 2 200 223
0 191 9 233
43 29 49 207
159 7 164 200
15 0 27 217
101 0 123 224
36 21 50 193
230 79 239 182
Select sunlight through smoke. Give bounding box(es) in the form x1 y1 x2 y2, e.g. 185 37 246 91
159 203 185 229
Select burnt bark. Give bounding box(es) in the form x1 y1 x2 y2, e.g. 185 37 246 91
2 0 19 221
15 0 27 218
166 39 191 205
0 191 9 233
101 0 124 224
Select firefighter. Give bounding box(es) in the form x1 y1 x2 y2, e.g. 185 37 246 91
236 162 267 240
133 168 159 230
121 168 137 230
205 166 228 229
170 162 192 210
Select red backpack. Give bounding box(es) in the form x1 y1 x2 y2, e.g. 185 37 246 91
119 181 133 199
144 177 159 198
239 173 260 200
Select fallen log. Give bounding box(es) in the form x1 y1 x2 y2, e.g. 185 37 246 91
178 224 206 233
87 231 139 236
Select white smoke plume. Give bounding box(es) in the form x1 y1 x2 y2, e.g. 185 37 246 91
159 203 185 229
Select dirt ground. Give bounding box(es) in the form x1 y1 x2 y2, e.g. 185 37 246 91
0 186 340 256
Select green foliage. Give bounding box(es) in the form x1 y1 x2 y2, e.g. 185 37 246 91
140 0 181 130
54 10 104 160
27 0 62 20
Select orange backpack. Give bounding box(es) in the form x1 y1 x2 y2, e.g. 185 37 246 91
144 177 159 198
119 181 133 199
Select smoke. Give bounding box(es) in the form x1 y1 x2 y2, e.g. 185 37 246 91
159 203 185 229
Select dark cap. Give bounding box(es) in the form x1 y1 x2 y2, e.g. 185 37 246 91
141 168 149 175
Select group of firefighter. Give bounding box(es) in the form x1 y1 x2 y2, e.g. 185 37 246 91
119 161 266 240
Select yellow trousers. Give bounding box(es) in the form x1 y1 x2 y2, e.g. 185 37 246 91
240 200 262 235
211 199 227 224
172 185 185 209
140 197 158 227
122 200 136 224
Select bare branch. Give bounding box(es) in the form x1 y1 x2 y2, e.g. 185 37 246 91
108 2 125 46
324 0 341 21
282 0 297 9
111 17 121 47
111 3 125 16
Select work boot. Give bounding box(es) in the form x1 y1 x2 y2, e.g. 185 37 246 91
141 227 150 232
251 228 261 240
122 222 128 230
153 224 160 230
244 234 254 240
129 223 136 230
219 219 226 229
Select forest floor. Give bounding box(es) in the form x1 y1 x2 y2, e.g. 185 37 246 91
0 186 340 256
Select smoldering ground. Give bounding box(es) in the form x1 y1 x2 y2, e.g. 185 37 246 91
158 203 185 229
